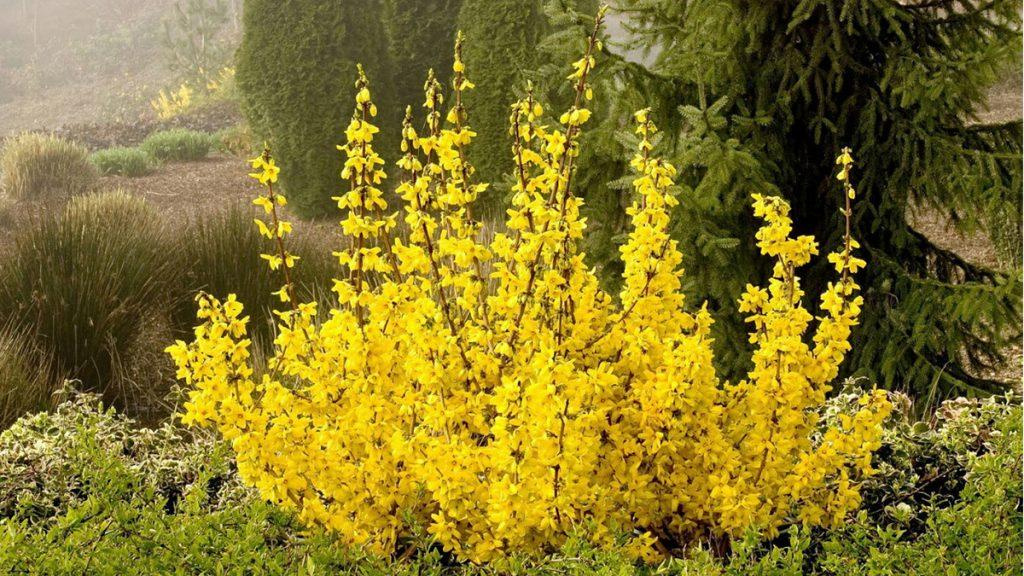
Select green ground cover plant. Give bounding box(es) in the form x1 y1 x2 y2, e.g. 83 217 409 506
89 146 152 176
0 390 1016 574
140 128 212 163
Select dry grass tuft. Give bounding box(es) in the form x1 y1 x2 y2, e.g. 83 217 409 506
0 133 97 201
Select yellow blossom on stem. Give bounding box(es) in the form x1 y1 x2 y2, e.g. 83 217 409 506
249 147 296 309
168 9 890 564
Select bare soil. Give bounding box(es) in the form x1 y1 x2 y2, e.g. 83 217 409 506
977 72 1024 125
907 206 1003 270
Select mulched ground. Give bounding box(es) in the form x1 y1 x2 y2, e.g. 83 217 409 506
104 154 261 223
103 154 342 245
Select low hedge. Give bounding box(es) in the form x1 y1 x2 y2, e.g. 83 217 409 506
90 147 152 177
140 129 212 163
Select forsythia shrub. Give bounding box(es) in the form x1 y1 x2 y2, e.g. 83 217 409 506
151 83 194 120
168 12 891 563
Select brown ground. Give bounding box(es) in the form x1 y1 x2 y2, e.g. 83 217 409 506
977 72 1023 125
907 206 1003 270
104 155 260 222
103 154 343 246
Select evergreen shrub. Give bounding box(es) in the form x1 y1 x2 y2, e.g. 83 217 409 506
235 0 394 218
547 0 1023 397
456 0 544 203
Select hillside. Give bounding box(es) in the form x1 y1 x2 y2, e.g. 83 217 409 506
0 0 239 137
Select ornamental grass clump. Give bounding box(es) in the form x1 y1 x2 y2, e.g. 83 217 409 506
172 206 342 347
141 128 212 163
168 12 891 563
0 133 97 201
0 326 59 430
0 191 175 411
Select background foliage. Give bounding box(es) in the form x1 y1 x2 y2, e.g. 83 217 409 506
234 0 601 217
543 0 1023 398
236 0 394 218
170 206 341 348
162 0 235 85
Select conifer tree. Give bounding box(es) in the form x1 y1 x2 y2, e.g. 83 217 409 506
545 0 1023 397
236 0 394 218
162 0 232 84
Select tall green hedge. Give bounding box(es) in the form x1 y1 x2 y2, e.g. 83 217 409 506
456 0 544 206
236 0 601 217
236 0 394 218
383 0 463 113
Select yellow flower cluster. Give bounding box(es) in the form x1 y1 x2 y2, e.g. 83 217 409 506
151 68 234 120
167 12 890 563
151 83 194 120
249 151 296 306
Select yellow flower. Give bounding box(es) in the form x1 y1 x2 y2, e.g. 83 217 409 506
248 155 280 185
168 15 888 562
